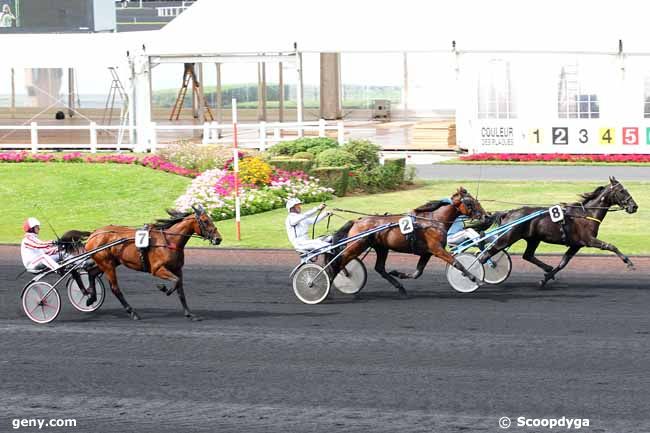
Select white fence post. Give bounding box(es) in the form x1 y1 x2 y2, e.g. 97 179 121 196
150 122 158 153
273 127 281 144
259 121 267 151
202 122 210 145
30 122 38 153
318 118 326 137
89 122 97 153
337 121 345 144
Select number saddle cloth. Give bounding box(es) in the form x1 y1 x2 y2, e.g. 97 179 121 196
136 225 151 272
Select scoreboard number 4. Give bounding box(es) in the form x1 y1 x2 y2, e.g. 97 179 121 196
599 128 615 145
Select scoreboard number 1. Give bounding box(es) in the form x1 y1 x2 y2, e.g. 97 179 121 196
528 128 543 144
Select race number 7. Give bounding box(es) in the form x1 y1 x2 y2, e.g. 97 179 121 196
398 217 414 235
135 230 149 248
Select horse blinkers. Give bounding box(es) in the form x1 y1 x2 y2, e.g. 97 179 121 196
191 205 222 245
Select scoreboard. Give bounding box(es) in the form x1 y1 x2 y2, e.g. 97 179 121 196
475 121 650 154
1 0 115 33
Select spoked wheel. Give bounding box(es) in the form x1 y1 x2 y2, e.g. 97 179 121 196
67 271 106 312
292 263 331 304
446 252 485 293
480 250 512 285
22 282 61 324
333 258 367 295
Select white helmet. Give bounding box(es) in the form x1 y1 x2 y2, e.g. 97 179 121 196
23 217 41 232
286 197 302 212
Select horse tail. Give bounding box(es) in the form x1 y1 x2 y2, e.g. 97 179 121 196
332 220 355 244
59 230 91 255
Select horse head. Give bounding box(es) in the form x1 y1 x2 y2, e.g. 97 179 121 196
451 187 487 220
605 177 638 214
191 204 223 245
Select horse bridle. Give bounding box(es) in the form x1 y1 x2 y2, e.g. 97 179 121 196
605 183 634 209
191 205 217 242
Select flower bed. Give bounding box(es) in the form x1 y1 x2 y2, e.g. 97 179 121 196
460 153 650 163
0 151 198 177
175 158 334 221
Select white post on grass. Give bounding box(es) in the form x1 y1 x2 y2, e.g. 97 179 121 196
90 122 98 153
30 122 38 153
337 120 344 144
232 98 241 241
259 121 267 151
202 122 210 145
149 122 158 153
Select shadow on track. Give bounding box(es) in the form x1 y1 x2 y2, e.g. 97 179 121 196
62 309 338 322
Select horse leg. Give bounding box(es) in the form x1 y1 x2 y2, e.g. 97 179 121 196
373 247 408 298
154 267 199 321
422 235 482 285
522 239 554 273
103 266 140 320
540 245 581 288
83 266 102 306
584 237 635 270
389 254 431 280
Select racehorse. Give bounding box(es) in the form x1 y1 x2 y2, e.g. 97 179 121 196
328 187 487 297
481 177 638 287
70 205 222 321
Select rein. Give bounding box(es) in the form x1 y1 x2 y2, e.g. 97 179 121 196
332 207 459 225
479 199 625 212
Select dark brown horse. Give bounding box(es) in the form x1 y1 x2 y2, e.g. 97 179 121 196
79 205 222 320
481 177 638 287
328 188 487 297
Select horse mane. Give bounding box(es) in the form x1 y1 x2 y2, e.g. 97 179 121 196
152 209 193 230
578 185 606 204
414 200 449 213
59 229 91 255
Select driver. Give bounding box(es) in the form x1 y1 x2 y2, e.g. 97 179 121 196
285 198 332 252
439 197 488 246
21 217 61 272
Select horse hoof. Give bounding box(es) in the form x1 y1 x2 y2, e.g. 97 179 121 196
157 284 167 293
130 312 141 320
398 291 409 299
186 314 202 322
85 296 96 307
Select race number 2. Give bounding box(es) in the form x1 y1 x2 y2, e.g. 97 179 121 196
549 205 564 223
398 217 414 235
135 230 150 248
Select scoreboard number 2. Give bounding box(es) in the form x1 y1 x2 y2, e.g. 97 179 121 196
552 127 568 145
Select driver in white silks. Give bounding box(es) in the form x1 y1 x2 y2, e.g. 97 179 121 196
439 197 483 246
20 217 61 272
285 198 333 252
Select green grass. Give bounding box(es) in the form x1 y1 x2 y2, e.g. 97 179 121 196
0 164 190 243
2 164 648 254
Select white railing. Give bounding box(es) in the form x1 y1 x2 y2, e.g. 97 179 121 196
156 3 192 17
0 120 345 153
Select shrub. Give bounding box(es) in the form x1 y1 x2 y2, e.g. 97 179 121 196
311 167 349 197
343 139 381 168
267 137 339 157
315 148 357 168
238 157 273 186
350 158 405 193
293 151 315 160
269 158 314 173
158 141 258 172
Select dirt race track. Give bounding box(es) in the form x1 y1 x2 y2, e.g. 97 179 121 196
1 247 649 433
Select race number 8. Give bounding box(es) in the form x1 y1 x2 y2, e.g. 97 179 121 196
135 230 149 248
549 205 564 223
398 217 414 235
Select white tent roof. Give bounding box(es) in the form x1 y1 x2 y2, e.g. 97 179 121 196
150 0 650 55
4 31 155 69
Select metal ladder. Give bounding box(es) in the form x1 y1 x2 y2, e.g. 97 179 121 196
169 63 214 122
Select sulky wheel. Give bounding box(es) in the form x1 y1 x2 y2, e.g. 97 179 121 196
480 250 512 285
333 258 367 295
292 263 331 304
446 252 485 293
22 281 61 324
67 271 106 313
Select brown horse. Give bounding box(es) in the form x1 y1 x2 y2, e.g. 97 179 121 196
480 177 638 287
328 188 487 297
81 205 222 320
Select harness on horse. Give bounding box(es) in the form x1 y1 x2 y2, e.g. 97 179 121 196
137 224 150 273
405 214 420 253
